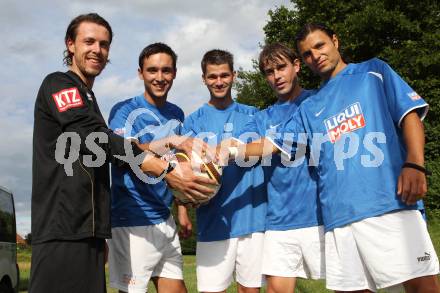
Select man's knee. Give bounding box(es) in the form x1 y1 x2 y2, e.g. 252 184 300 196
237 283 260 293
403 275 440 293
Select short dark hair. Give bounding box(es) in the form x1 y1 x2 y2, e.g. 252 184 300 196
138 43 178 71
258 43 298 74
201 49 234 75
295 23 335 53
63 13 113 66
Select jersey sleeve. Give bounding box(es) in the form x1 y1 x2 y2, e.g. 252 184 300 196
39 73 143 165
174 107 185 136
108 102 138 139
379 60 428 126
181 115 196 138
236 113 263 144
269 109 308 159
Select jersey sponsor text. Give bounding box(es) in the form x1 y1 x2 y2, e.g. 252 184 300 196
324 102 366 143
52 87 84 112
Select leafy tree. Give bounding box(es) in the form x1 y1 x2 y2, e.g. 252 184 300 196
235 62 277 110
25 233 32 245
236 0 440 211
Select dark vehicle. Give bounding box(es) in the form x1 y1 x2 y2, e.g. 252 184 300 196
0 186 18 292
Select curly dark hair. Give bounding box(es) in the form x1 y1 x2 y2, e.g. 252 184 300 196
63 13 113 66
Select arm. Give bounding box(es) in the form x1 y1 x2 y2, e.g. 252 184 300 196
215 138 280 165
176 205 192 239
397 111 427 205
135 135 212 158
139 153 217 204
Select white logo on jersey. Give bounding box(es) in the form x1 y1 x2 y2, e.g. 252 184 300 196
315 107 325 117
52 87 84 112
269 123 280 129
324 102 366 143
368 71 383 82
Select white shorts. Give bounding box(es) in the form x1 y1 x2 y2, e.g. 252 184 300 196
325 210 439 292
196 232 265 292
108 216 184 293
262 226 325 279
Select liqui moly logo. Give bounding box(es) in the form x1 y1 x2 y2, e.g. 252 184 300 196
324 102 366 143
52 87 84 112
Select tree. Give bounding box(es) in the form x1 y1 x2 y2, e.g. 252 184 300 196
236 0 440 212
25 233 32 245
235 62 277 110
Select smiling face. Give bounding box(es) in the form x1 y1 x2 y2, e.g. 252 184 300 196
202 63 235 101
297 29 345 80
262 56 300 100
138 52 176 102
67 21 110 86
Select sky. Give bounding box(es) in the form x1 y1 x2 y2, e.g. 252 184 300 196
0 0 292 236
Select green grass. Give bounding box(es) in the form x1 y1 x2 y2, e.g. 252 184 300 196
17 219 440 292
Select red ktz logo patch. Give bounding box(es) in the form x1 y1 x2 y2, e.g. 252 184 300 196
324 102 366 143
52 87 84 112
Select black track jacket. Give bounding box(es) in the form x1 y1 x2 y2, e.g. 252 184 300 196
32 71 143 244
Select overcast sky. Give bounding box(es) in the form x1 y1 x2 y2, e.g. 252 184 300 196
0 0 292 236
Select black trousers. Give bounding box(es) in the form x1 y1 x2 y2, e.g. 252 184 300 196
29 238 106 293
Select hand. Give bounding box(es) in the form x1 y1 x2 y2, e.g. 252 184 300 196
397 166 427 205
165 160 217 204
213 144 233 166
172 136 209 157
177 205 193 239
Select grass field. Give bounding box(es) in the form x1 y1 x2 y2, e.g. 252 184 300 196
17 218 440 293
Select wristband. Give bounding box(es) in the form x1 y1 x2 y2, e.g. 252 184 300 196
158 160 176 178
402 162 432 176
228 147 238 160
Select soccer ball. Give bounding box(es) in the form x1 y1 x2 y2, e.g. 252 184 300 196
170 151 222 205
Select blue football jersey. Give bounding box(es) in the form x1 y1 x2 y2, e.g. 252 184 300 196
273 58 428 232
182 102 267 241
109 94 184 227
241 90 322 231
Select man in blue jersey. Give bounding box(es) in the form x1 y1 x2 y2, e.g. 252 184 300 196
182 49 267 293
107 43 213 293
239 43 325 293
225 24 439 292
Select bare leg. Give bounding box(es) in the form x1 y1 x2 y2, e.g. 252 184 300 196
237 282 260 293
265 276 296 293
403 275 440 293
152 276 188 293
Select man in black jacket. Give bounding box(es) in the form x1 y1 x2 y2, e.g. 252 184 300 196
30 13 214 293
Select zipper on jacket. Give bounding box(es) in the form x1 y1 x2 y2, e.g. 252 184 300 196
78 159 95 236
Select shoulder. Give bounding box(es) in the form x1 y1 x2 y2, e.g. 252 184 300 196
254 105 271 119
301 88 317 98
184 104 208 122
44 71 69 82
234 103 258 115
352 57 388 73
165 101 185 119
109 96 137 122
40 71 76 91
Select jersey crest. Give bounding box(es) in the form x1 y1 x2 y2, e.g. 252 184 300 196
52 87 84 112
